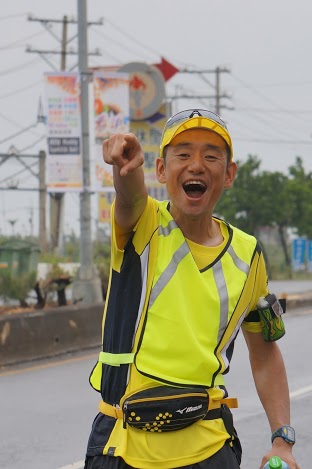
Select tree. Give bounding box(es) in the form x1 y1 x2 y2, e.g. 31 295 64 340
216 155 265 235
259 170 294 267
288 157 312 238
216 155 297 276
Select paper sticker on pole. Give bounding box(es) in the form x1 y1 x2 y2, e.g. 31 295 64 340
118 62 166 120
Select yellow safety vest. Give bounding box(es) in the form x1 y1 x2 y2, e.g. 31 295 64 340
91 199 261 392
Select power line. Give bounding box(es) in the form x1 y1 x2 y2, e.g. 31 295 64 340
103 17 162 57
20 135 46 153
0 80 41 101
235 107 312 114
232 99 309 140
235 137 312 145
0 122 39 145
233 107 302 140
230 74 311 139
231 73 311 125
90 26 149 62
26 14 102 71
227 108 310 147
0 13 26 21
178 66 232 114
0 160 37 185
0 30 46 51
0 57 41 77
231 73 284 108
232 80 312 89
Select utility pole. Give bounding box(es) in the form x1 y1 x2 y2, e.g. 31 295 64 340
38 150 48 251
27 13 102 253
50 15 67 255
71 0 102 305
178 66 232 115
47 16 67 254
215 66 230 114
0 149 47 251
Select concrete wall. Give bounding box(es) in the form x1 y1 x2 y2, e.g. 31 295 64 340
0 303 104 366
1 292 311 367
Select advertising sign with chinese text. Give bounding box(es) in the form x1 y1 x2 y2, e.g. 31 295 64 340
44 73 83 191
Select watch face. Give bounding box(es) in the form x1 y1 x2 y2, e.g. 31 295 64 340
284 426 295 442
272 425 296 444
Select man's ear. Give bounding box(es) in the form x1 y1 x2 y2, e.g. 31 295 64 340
156 158 166 183
224 161 237 189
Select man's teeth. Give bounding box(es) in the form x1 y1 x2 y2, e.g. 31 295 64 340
184 181 205 188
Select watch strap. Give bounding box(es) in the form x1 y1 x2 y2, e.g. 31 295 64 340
271 425 295 444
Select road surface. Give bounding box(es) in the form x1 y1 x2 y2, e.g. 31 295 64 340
1 303 311 469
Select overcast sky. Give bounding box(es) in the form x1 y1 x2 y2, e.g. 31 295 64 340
1 0 312 237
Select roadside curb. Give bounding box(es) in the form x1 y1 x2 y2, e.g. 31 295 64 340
0 302 103 367
0 293 311 367
281 292 312 311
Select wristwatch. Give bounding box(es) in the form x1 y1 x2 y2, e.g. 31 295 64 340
271 425 296 444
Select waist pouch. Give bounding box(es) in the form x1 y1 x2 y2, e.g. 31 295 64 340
122 385 209 432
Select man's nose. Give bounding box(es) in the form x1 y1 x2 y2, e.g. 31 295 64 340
188 155 205 172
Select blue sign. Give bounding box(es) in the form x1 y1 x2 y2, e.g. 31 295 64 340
292 238 306 272
307 240 312 273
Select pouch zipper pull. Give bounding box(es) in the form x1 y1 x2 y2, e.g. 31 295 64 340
123 400 128 429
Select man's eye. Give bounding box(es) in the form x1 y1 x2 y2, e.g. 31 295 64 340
178 153 190 158
205 155 218 160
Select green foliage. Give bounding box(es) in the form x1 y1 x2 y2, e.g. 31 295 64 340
63 232 80 262
288 157 312 238
38 231 80 263
0 270 37 305
217 154 312 239
216 155 264 234
216 155 312 276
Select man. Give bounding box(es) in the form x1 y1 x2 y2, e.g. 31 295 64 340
84 109 300 469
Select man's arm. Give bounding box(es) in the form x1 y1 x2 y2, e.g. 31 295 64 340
242 329 300 469
103 133 148 239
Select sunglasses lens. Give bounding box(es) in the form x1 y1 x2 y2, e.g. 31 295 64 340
165 109 227 131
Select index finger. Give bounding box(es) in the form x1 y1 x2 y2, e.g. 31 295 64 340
102 134 128 167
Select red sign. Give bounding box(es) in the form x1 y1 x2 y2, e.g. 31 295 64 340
154 57 179 82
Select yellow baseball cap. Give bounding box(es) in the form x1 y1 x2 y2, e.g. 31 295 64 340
159 109 233 161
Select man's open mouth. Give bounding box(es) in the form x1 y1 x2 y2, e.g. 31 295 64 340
183 180 207 198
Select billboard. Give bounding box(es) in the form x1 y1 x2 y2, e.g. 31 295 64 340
44 73 83 191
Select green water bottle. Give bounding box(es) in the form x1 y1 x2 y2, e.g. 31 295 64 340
263 456 290 469
257 294 286 342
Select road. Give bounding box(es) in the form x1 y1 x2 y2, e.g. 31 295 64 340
1 304 311 469
268 279 312 295
227 304 312 468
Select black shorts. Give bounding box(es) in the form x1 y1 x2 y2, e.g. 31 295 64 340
84 440 241 469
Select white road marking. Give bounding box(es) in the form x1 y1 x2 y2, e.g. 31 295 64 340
290 384 312 398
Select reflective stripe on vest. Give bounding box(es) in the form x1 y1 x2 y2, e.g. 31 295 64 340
148 220 189 310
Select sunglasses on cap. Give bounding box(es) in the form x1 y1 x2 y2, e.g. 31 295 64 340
165 109 228 130
159 108 233 160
